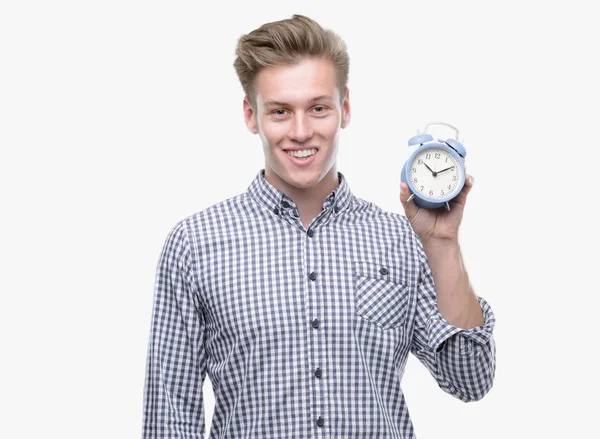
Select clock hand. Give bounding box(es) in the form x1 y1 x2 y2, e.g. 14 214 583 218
423 162 437 176
437 165 455 174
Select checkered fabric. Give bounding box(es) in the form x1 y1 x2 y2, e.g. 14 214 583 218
142 169 496 438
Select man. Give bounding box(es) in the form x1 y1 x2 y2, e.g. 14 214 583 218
142 14 496 438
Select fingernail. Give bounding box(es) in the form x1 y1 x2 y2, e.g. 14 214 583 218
469 176 475 185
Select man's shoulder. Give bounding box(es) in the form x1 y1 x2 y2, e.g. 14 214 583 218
177 191 249 233
155 191 247 247
352 195 413 234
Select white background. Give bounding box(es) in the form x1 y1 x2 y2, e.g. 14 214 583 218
1 1 598 438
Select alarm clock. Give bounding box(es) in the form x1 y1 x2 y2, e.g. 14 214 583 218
400 122 467 210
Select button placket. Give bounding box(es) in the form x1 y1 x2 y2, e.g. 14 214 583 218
305 223 331 434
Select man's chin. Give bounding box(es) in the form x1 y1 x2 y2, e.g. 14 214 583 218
284 173 318 190
272 167 320 190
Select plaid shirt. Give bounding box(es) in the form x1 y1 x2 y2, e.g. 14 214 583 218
142 169 496 438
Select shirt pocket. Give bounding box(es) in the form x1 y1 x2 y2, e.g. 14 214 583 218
352 260 410 330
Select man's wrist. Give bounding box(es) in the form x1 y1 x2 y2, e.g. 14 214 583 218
421 237 460 253
422 239 464 275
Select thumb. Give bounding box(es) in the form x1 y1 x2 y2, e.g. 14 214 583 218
400 182 419 220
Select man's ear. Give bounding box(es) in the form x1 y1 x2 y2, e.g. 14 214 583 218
243 97 258 134
341 87 351 129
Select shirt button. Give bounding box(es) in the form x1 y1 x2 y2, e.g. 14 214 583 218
312 319 319 329
273 207 279 215
309 271 317 281
281 201 290 208
379 267 389 275
436 340 447 353
316 417 324 427
314 367 322 378
307 229 314 237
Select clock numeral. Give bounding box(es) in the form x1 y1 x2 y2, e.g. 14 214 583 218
413 177 418 183
445 157 449 163
429 190 434 196
425 153 431 159
417 159 423 164
412 167 416 172
452 175 458 181
441 190 445 196
435 153 441 159
448 184 452 190
420 186 424 191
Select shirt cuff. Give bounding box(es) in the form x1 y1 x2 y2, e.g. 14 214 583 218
426 296 496 354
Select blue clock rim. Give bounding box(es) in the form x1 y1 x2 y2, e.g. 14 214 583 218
403 141 466 204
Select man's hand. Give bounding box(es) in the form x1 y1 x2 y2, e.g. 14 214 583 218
399 174 474 244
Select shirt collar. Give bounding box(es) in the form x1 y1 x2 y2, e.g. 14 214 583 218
247 168 353 216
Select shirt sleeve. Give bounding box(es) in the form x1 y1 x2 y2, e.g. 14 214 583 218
142 221 208 438
409 245 496 403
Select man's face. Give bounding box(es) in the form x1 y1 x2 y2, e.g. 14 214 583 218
244 57 350 191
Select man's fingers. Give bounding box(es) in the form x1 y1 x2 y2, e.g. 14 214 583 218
465 174 474 188
453 174 474 207
400 183 418 219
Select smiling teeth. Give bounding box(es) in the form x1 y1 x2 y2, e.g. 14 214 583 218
286 148 317 158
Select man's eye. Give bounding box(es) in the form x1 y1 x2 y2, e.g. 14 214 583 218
313 106 325 113
274 109 287 116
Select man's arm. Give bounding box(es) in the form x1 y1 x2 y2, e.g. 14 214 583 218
410 239 496 402
422 238 483 329
400 174 496 402
142 221 208 438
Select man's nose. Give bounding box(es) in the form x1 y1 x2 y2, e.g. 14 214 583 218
288 114 313 143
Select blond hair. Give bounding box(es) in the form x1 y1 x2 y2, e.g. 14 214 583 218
233 14 350 110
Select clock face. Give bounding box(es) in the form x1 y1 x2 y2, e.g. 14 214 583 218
408 147 463 200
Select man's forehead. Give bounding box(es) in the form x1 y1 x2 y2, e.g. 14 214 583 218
252 58 341 107
262 94 336 108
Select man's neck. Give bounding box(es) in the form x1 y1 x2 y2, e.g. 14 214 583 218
264 166 339 229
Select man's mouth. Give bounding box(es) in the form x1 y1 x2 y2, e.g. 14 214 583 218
284 148 318 159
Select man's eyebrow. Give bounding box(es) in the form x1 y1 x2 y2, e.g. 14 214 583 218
263 95 334 107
